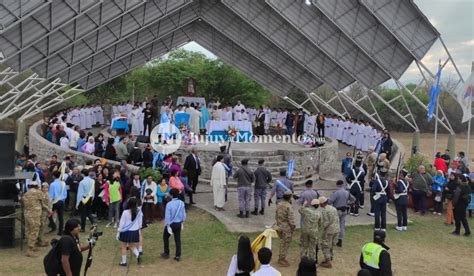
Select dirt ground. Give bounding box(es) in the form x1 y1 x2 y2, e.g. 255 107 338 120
392 131 473 165
1 207 473 276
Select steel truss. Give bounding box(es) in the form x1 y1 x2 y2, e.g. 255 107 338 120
0 0 466 132
0 66 85 120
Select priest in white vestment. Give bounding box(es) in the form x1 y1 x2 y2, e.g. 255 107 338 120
187 104 202 134
211 157 227 210
130 105 141 135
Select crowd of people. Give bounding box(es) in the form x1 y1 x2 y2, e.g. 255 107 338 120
19 96 473 275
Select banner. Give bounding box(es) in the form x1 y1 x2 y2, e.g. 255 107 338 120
454 64 473 123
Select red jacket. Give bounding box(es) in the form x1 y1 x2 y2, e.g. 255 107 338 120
434 157 448 174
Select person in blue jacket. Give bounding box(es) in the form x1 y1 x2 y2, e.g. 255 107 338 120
432 170 447 215
341 152 353 177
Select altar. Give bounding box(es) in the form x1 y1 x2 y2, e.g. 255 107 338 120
111 117 129 133
205 120 253 142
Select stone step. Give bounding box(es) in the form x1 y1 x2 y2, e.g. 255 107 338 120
231 150 280 156
232 155 285 162
235 165 288 174
199 174 319 188
245 161 288 167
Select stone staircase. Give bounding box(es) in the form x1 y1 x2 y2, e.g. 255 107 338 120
199 149 319 187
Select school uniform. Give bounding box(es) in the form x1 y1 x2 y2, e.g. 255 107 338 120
118 209 143 243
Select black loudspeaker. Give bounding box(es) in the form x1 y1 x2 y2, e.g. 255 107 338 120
0 131 15 177
0 200 15 247
136 135 150 143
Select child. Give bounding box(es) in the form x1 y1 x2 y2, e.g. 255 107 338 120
432 170 446 215
341 152 353 177
117 197 143 266
106 171 122 228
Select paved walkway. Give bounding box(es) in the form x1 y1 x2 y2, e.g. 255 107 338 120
193 180 397 233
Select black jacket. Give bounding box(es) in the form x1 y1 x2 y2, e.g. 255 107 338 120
142 148 153 168
184 154 201 177
104 144 116 160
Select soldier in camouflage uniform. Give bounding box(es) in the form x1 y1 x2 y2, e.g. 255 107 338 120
318 196 340 269
274 190 295 267
23 181 50 257
39 183 53 245
299 198 322 262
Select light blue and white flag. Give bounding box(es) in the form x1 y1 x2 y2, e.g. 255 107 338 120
427 65 442 121
287 160 295 177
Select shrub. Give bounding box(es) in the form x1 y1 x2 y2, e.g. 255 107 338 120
138 167 162 182
405 154 433 174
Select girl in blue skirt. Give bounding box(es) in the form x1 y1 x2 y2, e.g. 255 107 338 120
117 197 143 266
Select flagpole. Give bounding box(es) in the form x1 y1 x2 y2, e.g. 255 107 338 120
467 116 471 162
433 61 441 158
466 61 474 162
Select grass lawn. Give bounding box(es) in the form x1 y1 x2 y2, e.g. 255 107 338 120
1 206 473 276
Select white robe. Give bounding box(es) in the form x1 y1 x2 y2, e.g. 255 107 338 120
233 104 246 118
187 107 201 134
84 108 92 129
355 123 363 149
211 162 227 208
97 106 104 125
270 111 278 127
361 125 370 152
335 119 344 141
79 108 87 129
130 109 141 135
222 110 233 121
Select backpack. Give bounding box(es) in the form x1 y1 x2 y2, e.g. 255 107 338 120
43 238 61 275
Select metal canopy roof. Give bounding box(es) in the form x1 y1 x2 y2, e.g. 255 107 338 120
0 0 439 99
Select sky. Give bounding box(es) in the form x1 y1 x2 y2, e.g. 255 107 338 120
180 0 473 87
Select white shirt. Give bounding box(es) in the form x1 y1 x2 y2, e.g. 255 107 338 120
253 264 281 276
118 209 143 232
69 130 80 148
234 104 246 113
59 137 70 148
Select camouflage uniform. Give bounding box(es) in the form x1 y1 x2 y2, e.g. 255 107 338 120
299 206 322 261
38 191 53 243
321 205 340 261
275 200 296 261
23 187 49 254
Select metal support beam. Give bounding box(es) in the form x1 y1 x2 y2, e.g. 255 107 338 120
337 92 385 129
283 96 310 114
19 85 85 120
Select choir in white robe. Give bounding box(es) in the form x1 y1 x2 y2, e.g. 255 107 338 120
233 103 246 119
211 161 227 209
222 110 233 121
263 108 271 132
70 109 81 127
360 124 370 152
79 108 87 129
